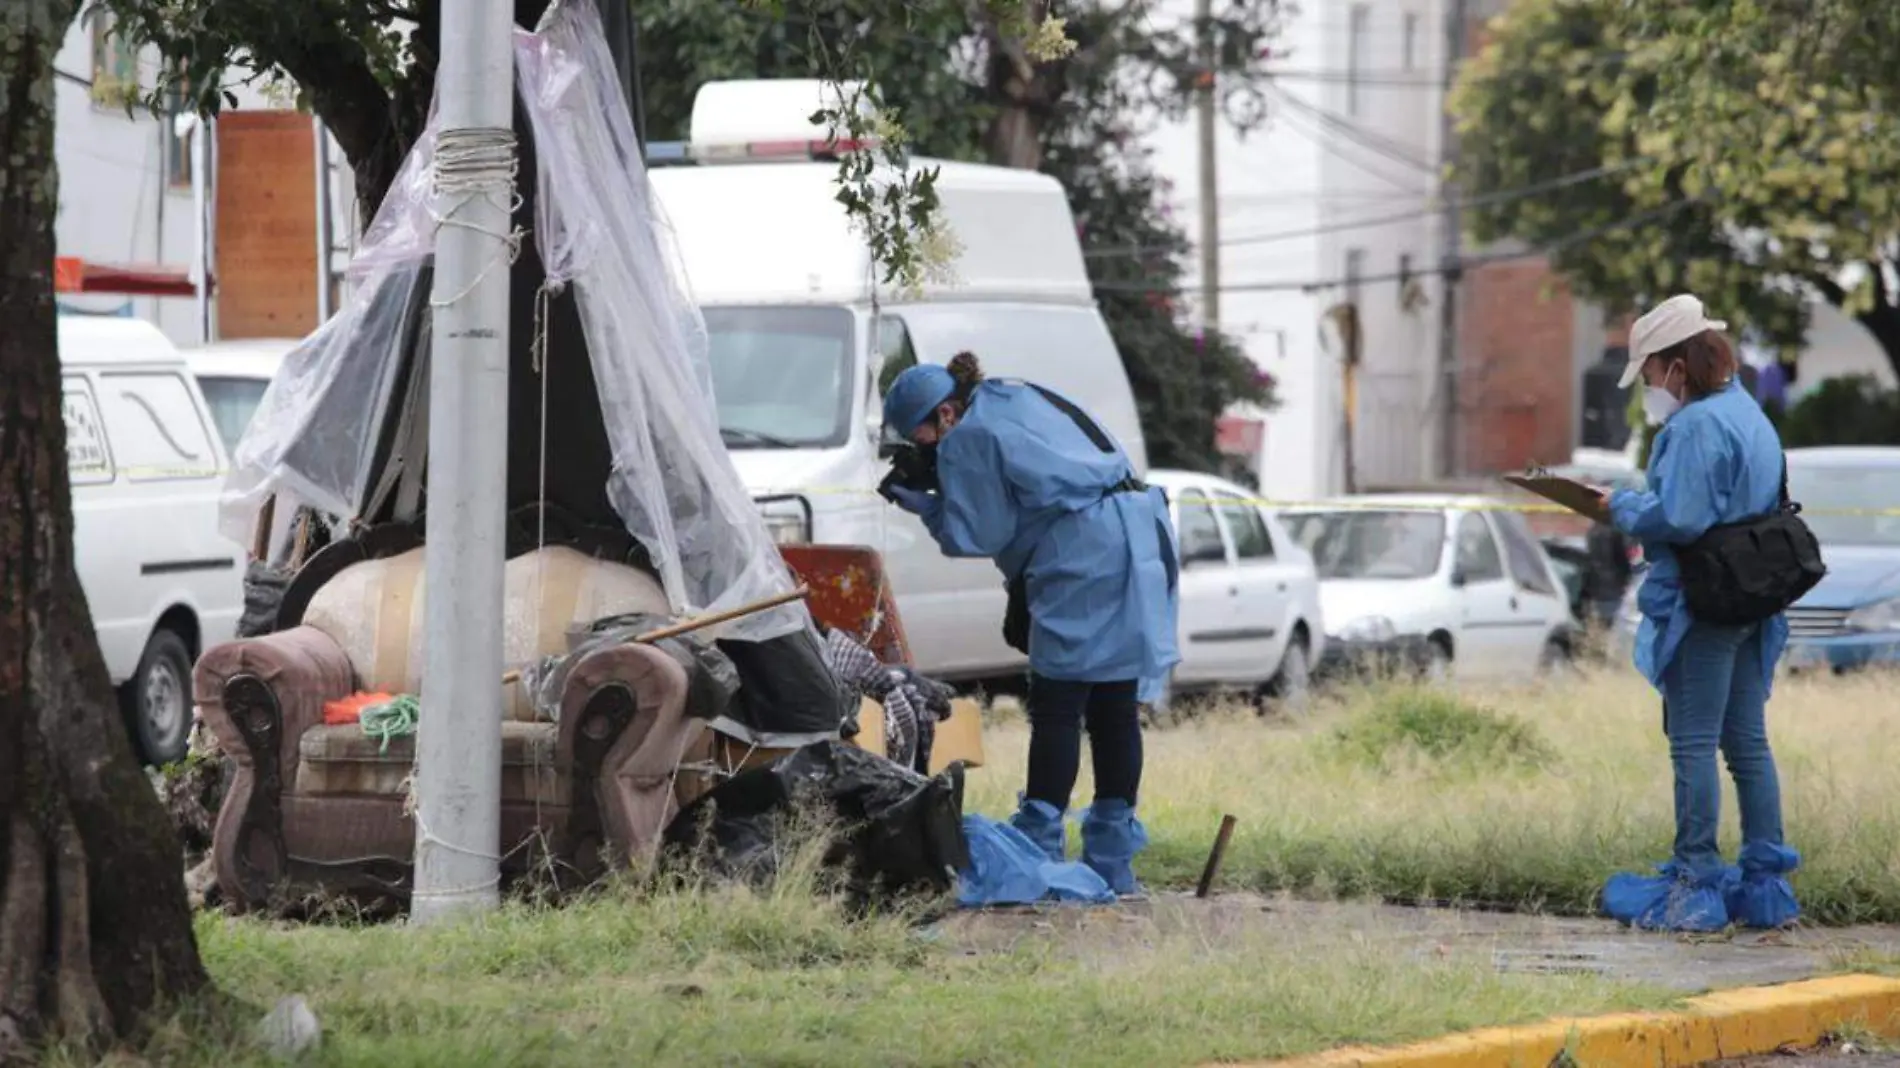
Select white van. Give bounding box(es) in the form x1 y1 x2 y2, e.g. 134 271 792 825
60 316 244 765
649 80 1146 682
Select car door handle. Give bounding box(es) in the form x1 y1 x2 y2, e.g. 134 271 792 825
1276 582 1287 592
1509 596 1519 611
1228 586 1240 597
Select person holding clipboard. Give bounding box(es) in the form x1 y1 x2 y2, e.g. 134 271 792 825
1513 294 1821 932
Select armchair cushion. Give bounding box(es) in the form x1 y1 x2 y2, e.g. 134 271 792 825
302 545 672 722
295 721 565 804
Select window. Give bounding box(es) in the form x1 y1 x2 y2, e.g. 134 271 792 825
1402 11 1419 71
1177 496 1228 564
874 315 917 397
196 375 271 454
96 372 218 481
63 377 114 485
705 305 856 448
1283 510 1444 580
88 11 140 109
1454 513 1505 583
1347 4 1371 116
1210 489 1274 560
1493 512 1560 596
163 78 194 190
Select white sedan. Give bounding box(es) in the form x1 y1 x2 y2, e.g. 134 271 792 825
1147 469 1327 705
1278 495 1577 683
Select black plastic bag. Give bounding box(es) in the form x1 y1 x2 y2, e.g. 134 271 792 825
714 628 852 741
662 741 969 903
236 561 291 638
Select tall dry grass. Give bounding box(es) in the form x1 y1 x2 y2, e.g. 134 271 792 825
967 667 1900 923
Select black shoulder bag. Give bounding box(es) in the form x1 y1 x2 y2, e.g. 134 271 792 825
1674 457 1826 626
999 383 1177 655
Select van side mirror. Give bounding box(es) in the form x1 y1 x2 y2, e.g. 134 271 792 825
1449 567 1468 588
1182 542 1225 568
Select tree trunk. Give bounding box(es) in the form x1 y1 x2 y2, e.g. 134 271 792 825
981 0 1056 169
1854 301 1900 387
0 2 210 1057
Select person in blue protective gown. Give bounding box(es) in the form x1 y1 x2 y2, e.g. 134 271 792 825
1597 294 1800 933
881 352 1180 896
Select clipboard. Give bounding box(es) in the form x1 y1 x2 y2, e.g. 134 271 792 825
1501 465 1609 522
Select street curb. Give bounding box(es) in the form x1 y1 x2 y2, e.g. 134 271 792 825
1244 974 1900 1068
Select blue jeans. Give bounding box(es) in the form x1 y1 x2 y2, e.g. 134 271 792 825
1662 621 1785 880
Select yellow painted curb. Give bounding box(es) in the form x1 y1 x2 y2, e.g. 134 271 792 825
1235 974 1900 1068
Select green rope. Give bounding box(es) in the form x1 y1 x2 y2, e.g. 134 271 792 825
360 694 420 753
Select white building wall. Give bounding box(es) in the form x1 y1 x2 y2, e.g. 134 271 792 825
1148 0 1448 501
52 13 353 347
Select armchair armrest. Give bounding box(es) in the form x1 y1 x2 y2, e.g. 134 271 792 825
556 642 700 873
195 625 356 909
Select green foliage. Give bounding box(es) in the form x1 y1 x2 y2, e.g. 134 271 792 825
1776 375 1900 448
1329 687 1555 772
1448 0 1900 379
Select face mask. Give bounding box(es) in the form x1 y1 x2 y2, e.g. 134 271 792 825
1642 385 1680 426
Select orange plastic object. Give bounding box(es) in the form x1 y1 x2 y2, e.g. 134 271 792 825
778 544 913 666
322 691 395 726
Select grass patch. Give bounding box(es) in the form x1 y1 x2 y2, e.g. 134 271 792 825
65 883 1675 1068
966 667 1900 924
1328 687 1554 771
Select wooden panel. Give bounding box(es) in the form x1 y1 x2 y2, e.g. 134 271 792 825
215 111 317 339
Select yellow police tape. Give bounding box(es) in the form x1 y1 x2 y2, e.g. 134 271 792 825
755 484 1900 519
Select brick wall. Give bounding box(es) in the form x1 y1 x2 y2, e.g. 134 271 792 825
1456 258 1578 473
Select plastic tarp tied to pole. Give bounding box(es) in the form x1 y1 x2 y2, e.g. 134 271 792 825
511 1 803 642
221 0 807 648
218 133 437 541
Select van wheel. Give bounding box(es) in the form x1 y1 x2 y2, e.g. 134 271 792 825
1421 638 1453 685
130 629 194 767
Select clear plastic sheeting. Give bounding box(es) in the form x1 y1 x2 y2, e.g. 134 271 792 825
513 1 803 641
220 0 806 645
219 129 439 545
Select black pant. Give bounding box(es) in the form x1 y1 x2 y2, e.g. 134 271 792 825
1024 675 1143 809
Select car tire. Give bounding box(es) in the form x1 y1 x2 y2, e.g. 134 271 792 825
1538 638 1575 677
1422 638 1453 685
1263 634 1312 712
129 628 194 767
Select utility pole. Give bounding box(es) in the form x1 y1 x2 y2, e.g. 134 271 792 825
1435 0 1469 479
412 0 514 925
1195 0 1220 330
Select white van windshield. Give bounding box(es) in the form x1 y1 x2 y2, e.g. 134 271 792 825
197 375 271 454
706 306 855 449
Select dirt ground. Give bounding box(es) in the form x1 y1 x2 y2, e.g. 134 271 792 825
931 892 1900 994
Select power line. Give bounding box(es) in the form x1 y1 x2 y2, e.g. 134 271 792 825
1088 198 1695 296
1268 87 1436 173
1084 158 1649 259
1270 104 1429 196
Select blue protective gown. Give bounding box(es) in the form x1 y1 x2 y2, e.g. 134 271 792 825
909 380 1181 684
1609 379 1788 693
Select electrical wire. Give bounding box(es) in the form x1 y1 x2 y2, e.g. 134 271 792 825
1089 198 1695 296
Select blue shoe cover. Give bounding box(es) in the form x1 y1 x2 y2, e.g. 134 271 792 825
956 815 1114 908
1080 799 1149 897
1008 797 1068 864
1729 842 1801 929
1602 861 1732 933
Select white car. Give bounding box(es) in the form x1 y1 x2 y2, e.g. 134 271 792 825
1279 495 1577 683
1147 469 1327 705
182 338 298 453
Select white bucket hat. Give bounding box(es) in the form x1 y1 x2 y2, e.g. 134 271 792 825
1619 294 1728 388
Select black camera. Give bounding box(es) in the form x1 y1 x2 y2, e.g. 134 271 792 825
877 443 940 504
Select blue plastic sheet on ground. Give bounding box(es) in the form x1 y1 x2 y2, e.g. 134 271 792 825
956 815 1116 908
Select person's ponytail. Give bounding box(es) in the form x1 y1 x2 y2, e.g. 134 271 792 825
947 350 984 405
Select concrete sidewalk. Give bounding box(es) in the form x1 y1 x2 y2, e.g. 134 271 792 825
937 892 1900 994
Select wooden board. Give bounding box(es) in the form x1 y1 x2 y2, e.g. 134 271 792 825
215 111 318 339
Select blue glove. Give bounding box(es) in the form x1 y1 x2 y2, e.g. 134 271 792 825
887 484 937 517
